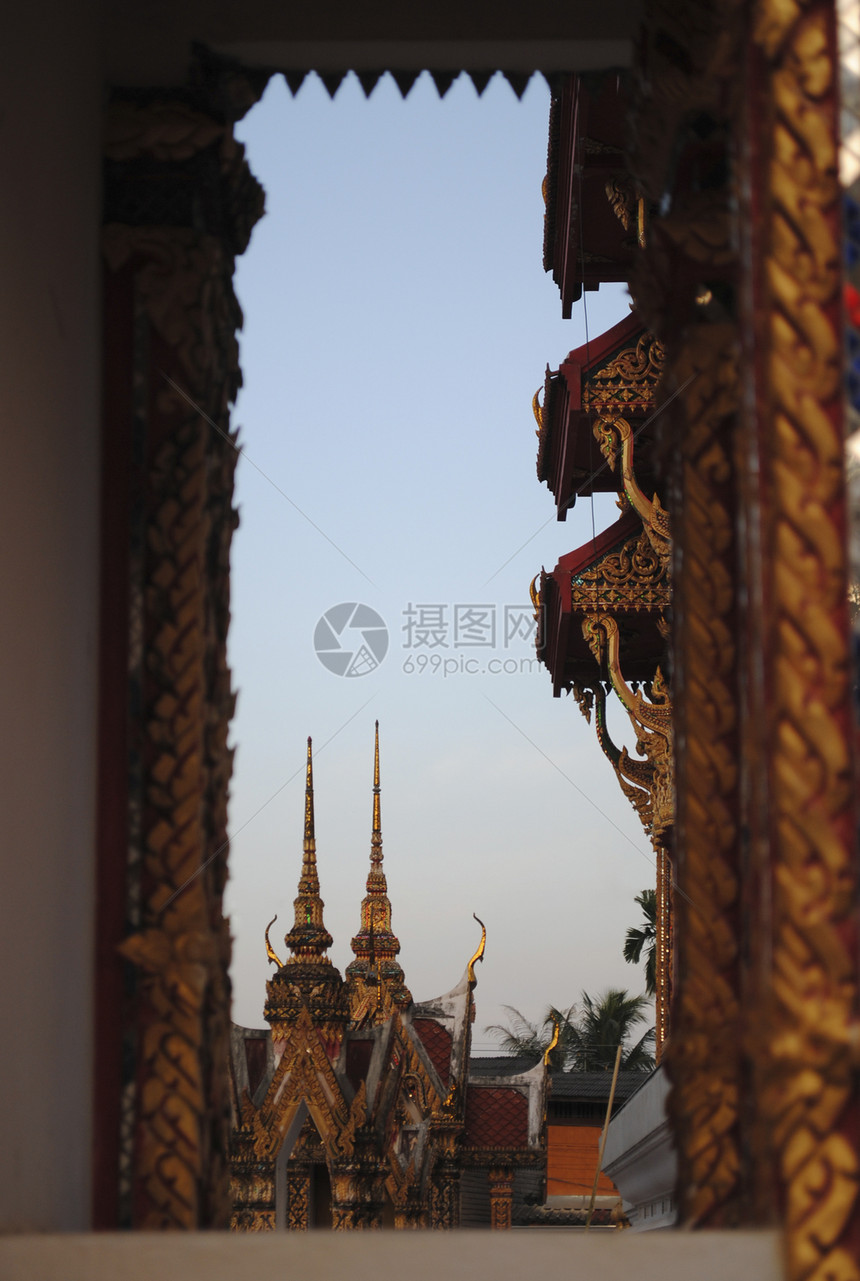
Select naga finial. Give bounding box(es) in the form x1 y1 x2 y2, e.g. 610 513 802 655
532 387 544 434
543 1015 560 1067
467 913 486 986
265 915 284 968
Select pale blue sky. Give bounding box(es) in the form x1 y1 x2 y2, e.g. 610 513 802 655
224 70 654 1047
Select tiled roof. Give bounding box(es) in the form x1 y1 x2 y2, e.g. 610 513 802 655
413 1018 452 1085
464 1085 529 1149
470 1055 538 1077
548 1071 645 1100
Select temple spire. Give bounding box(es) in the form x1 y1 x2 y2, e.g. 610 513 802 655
305 734 315 847
346 722 410 1011
283 736 333 960
371 720 381 860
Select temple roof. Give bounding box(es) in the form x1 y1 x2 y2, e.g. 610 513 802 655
536 311 663 519
539 509 668 694
543 74 638 317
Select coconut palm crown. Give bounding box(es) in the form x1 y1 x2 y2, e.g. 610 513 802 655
486 988 655 1073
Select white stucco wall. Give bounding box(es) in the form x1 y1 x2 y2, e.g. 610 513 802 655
601 1066 677 1230
0 0 102 1229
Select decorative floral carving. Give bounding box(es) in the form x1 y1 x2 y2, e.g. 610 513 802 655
582 331 665 413
570 528 669 612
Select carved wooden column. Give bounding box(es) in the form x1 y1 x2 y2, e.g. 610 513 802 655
742 0 860 1272
286 1166 311 1230
330 1154 387 1230
629 0 860 1265
665 323 745 1226
393 1186 429 1229
488 1166 514 1230
430 1155 461 1229
229 1143 276 1232
95 86 264 1228
626 0 748 1226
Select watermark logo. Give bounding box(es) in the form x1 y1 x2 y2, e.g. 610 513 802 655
402 603 541 652
313 603 389 677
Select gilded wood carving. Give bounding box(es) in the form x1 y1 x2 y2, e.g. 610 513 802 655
103 94 263 1228
749 0 860 1273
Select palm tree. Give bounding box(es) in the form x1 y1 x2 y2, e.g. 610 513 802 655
486 989 654 1072
570 988 654 1072
623 888 657 997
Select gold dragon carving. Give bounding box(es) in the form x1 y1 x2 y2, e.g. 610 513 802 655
582 615 673 841
590 679 658 835
750 2 860 1275
593 416 671 566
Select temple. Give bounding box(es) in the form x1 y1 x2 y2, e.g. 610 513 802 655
534 309 673 1054
229 728 546 1230
4 1 859 1276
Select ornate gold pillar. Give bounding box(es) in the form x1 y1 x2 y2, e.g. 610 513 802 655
286 1166 311 1230
629 0 860 1265
664 323 744 1226
743 0 860 1272
488 1167 514 1230
430 1154 461 1229
95 87 265 1228
627 0 747 1228
229 1147 276 1232
330 1153 387 1230
392 1186 429 1230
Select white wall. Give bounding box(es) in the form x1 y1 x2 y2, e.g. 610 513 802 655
0 0 102 1230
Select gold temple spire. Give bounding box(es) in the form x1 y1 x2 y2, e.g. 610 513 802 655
283 736 333 961
304 734 314 845
371 719 381 858
346 722 411 1011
